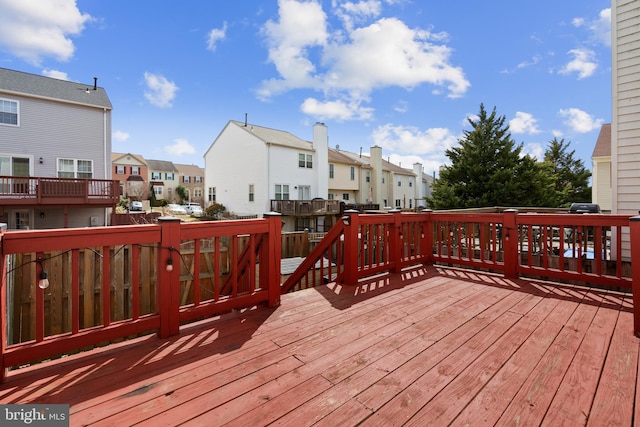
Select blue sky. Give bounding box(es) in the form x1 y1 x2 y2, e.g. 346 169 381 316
0 1 611 174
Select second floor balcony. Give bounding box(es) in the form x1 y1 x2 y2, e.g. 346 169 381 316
0 175 120 206
271 199 342 216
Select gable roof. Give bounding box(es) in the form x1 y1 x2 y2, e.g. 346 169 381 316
112 152 147 165
230 120 313 151
174 163 204 176
592 123 611 158
0 67 112 109
339 151 416 176
328 148 363 165
146 159 178 172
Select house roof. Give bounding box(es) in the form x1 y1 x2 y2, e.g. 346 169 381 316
0 67 112 109
339 151 415 176
146 159 178 172
328 148 364 165
592 123 611 158
230 120 313 151
174 163 204 176
112 152 147 165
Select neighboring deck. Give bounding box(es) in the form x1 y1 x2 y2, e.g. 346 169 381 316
1 265 637 426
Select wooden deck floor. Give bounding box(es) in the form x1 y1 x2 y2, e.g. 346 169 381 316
1 266 639 426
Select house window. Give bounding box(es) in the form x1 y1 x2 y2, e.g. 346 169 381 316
409 179 413 187
194 189 202 198
275 184 289 200
0 98 18 126
165 172 174 180
395 199 401 207
365 171 370 183
350 167 355 181
208 187 216 202
57 158 93 178
382 173 386 184
409 199 413 208
384 199 388 207
249 184 254 202
329 164 334 179
195 176 202 183
398 180 401 187
116 165 125 174
131 166 140 175
298 153 312 168
342 193 349 201
154 186 163 196
151 172 161 180
328 193 335 200
183 175 191 183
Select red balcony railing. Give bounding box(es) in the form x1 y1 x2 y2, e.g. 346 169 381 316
0 175 119 205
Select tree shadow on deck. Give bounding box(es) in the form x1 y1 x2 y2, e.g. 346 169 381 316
0 304 278 406
312 264 632 315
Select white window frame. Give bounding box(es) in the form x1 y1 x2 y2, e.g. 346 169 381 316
249 184 254 202
151 172 162 180
298 153 313 169
275 184 290 200
131 166 140 175
57 158 93 179
0 98 19 126
116 165 125 174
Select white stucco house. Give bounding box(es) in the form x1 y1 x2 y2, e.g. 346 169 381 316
204 120 330 230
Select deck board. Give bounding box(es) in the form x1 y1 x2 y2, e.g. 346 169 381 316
1 265 638 426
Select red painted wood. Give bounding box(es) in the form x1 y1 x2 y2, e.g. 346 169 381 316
71 250 79 334
631 218 640 335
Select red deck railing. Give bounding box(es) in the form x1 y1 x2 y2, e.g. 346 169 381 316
2 210 640 382
0 175 119 205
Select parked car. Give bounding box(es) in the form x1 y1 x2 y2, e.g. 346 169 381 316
184 204 203 216
166 204 187 215
130 201 143 211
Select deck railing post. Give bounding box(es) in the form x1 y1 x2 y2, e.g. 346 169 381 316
264 212 282 307
158 216 182 339
630 216 640 336
503 209 518 279
422 209 433 266
342 210 360 286
0 223 7 383
390 209 403 273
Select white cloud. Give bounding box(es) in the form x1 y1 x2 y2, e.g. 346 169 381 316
207 22 228 51
0 0 91 65
301 97 374 120
164 138 196 156
523 142 545 161
42 69 69 80
258 0 470 120
558 108 604 133
143 72 179 108
371 124 458 157
509 112 540 134
113 130 130 142
574 8 610 47
559 48 597 79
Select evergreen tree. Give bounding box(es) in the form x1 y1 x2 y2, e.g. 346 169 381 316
543 138 592 207
428 104 553 209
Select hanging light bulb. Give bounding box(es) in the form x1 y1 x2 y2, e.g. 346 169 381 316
38 270 50 289
166 257 174 272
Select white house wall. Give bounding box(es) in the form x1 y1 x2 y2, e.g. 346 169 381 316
205 123 268 215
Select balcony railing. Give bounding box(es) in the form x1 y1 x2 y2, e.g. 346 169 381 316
2 210 640 382
270 199 341 216
0 175 119 205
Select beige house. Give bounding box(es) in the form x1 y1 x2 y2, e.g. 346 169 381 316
591 124 611 213
147 159 180 203
175 163 205 205
327 148 368 204
612 0 640 258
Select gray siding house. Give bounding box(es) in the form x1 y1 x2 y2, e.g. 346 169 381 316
0 67 118 229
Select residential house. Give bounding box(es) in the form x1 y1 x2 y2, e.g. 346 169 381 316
147 159 180 203
327 147 367 205
112 152 148 201
175 163 205 206
591 124 611 213
612 0 640 259
0 67 117 229
204 120 334 231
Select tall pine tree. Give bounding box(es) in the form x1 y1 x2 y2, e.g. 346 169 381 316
543 137 592 207
428 104 553 209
